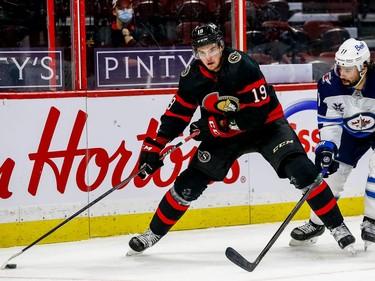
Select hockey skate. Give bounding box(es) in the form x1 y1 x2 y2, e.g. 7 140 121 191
330 222 356 254
361 216 375 251
127 229 162 256
289 220 325 246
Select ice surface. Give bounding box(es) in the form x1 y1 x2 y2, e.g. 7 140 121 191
1 216 375 281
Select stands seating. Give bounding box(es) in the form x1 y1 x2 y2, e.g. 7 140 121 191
310 60 331 81
262 21 290 41
319 52 336 67
319 27 351 52
262 0 290 21
223 21 232 46
303 20 336 55
247 30 268 48
175 21 201 45
302 0 355 14
249 52 276 64
133 0 164 17
303 20 335 40
279 26 310 53
174 0 208 22
223 0 231 20
280 52 312 64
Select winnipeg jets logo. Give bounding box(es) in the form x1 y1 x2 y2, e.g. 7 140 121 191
333 102 344 113
345 113 375 131
350 115 373 129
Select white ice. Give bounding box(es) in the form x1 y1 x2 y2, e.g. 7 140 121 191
1 215 375 281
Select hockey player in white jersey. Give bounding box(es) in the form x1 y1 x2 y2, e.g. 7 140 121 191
290 38 375 250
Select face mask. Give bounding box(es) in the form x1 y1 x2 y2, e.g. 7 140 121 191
118 8 133 24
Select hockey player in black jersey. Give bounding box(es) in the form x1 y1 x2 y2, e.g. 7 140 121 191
290 38 375 251
127 23 355 256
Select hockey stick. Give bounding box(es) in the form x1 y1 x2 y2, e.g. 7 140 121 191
225 167 328 272
1 130 200 270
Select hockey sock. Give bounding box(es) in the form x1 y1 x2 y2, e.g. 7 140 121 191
306 180 343 229
150 189 190 236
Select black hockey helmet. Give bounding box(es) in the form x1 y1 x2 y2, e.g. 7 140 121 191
191 22 224 51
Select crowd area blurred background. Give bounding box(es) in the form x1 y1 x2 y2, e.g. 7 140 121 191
0 0 374 90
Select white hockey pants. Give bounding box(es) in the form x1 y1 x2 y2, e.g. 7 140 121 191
311 150 375 225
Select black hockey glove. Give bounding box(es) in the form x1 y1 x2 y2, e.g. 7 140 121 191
189 116 229 141
315 140 339 176
138 137 167 179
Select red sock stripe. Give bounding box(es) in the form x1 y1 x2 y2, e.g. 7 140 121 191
307 181 328 200
313 198 337 216
156 208 177 225
165 190 190 211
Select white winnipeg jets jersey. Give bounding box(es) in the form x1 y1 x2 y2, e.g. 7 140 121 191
317 69 375 148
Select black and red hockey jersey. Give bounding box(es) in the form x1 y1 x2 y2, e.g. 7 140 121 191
158 47 285 140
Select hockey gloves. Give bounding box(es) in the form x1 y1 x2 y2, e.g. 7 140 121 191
138 136 168 179
189 116 240 141
315 140 339 176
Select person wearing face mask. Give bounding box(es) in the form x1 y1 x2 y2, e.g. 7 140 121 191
111 0 148 47
290 38 375 251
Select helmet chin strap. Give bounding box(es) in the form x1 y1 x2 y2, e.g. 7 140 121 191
353 67 367 89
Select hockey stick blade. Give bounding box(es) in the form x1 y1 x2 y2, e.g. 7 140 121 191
226 168 328 272
225 247 257 272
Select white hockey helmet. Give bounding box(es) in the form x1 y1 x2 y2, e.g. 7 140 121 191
335 38 370 72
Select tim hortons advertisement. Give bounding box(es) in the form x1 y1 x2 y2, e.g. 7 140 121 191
0 90 370 223
0 95 248 223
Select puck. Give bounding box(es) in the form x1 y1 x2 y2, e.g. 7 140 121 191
5 264 17 269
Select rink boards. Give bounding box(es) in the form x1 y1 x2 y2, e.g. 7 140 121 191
0 87 368 247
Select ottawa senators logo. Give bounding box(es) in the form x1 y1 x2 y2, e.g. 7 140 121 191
197 150 211 163
202 92 240 114
228 51 241 64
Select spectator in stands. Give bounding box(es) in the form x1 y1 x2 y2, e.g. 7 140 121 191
111 0 153 47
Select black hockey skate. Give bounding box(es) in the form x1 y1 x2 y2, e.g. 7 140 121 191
361 216 375 251
330 222 356 254
127 229 162 256
289 220 325 246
